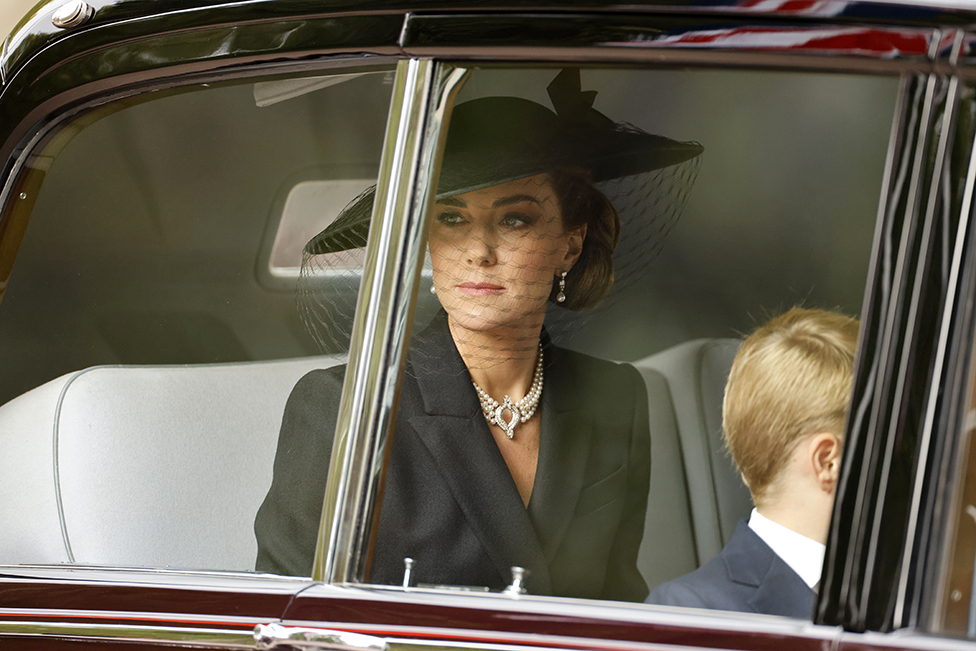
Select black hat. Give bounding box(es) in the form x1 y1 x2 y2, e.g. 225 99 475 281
307 69 703 255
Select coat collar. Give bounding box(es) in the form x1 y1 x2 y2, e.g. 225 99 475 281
723 520 816 618
405 312 595 594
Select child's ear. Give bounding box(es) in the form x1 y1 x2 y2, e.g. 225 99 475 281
811 432 842 493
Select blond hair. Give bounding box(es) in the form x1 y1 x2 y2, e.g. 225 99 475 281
723 307 859 505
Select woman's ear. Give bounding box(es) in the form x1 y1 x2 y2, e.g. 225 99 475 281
563 224 587 267
810 432 842 494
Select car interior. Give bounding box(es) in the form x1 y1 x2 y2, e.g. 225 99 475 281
0 65 896 595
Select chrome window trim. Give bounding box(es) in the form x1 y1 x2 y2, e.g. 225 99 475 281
405 46 944 76
315 59 469 584
0 620 256 648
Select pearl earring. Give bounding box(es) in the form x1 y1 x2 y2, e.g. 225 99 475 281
556 272 567 303
430 285 436 295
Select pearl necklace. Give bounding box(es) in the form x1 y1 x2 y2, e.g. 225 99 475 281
472 344 544 439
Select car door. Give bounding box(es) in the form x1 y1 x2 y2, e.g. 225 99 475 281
0 1 973 651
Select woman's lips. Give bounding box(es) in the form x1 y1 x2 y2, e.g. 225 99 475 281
457 282 505 297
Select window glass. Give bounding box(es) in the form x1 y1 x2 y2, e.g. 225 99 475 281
0 67 395 572
255 64 896 606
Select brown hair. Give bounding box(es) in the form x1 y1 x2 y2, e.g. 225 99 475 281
723 307 859 505
546 168 621 311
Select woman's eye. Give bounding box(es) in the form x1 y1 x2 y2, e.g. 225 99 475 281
436 211 465 225
501 212 534 228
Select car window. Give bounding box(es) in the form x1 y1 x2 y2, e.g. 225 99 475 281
260 64 898 605
0 66 395 572
0 57 900 606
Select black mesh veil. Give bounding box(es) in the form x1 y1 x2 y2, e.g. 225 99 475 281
297 188 373 355
541 160 701 344
297 70 703 374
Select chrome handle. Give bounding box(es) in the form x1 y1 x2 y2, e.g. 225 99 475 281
254 623 387 651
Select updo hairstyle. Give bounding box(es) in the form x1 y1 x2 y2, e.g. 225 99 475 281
546 167 621 311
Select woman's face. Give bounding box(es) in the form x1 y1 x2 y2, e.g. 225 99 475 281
429 174 584 334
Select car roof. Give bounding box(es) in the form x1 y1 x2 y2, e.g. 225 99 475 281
0 0 968 86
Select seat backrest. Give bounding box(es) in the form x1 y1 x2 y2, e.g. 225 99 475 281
636 366 698 589
634 338 752 572
0 356 343 570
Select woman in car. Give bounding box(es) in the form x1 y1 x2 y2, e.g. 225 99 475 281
254 69 702 602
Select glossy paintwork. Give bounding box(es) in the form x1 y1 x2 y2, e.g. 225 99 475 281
0 11 403 164
0 641 176 650
1 1 397 86
0 570 307 648
838 629 976 650
0 571 304 618
402 13 938 60
284 585 839 651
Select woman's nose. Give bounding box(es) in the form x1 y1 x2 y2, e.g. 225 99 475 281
463 227 497 266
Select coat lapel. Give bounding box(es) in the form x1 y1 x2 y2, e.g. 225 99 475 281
405 314 552 594
528 344 593 563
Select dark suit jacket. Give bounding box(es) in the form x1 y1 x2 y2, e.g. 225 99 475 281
645 520 815 617
254 312 651 602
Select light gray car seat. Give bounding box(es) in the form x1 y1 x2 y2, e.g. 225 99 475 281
0 356 343 571
634 338 752 589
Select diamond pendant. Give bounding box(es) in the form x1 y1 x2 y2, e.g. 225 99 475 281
494 396 521 439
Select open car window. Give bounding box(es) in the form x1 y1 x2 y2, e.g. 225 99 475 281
0 66 395 572
260 64 897 605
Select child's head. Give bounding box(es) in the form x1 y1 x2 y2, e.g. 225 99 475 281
723 307 859 506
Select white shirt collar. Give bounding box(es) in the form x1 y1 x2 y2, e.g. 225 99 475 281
747 508 825 588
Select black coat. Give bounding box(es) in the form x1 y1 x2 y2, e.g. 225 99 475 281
255 313 651 601
645 519 815 617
